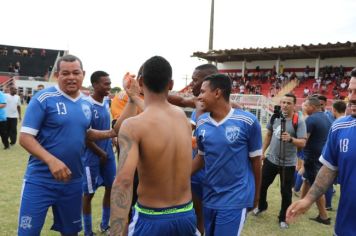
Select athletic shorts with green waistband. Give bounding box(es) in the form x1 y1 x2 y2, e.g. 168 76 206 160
128 201 200 236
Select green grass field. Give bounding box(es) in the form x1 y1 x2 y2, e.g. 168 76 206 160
0 140 338 236
0 119 337 235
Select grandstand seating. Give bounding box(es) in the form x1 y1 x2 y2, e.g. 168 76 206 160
293 78 348 99
0 75 11 84
0 45 63 77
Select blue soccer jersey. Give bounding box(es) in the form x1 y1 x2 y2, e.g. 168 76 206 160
196 108 262 209
0 91 6 121
319 116 356 235
82 96 115 166
21 86 92 184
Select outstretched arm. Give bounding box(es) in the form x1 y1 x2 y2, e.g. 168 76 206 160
168 93 196 108
86 139 108 164
286 165 337 223
110 120 139 236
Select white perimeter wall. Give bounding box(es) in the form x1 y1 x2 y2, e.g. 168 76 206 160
15 80 56 95
218 57 356 70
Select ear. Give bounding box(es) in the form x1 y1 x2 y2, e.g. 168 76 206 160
83 70 86 78
168 80 174 91
138 76 143 87
214 88 222 99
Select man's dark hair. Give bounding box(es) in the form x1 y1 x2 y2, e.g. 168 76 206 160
350 67 356 77
137 65 144 79
195 64 218 75
203 73 231 102
284 93 297 104
56 54 83 72
317 94 327 102
306 96 321 107
332 100 347 114
90 71 109 85
142 56 172 93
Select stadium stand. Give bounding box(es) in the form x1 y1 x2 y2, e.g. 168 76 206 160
0 44 64 77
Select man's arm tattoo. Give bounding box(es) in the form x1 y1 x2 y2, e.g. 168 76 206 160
308 165 337 202
110 130 135 235
112 180 131 209
110 180 133 236
117 132 132 170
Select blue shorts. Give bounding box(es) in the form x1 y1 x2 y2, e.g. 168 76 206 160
83 157 116 194
303 160 322 185
203 207 247 236
128 201 200 236
18 180 82 235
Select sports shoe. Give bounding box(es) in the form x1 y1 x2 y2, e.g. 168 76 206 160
252 207 266 216
309 215 331 225
326 206 333 211
84 232 96 236
100 224 110 235
279 221 289 229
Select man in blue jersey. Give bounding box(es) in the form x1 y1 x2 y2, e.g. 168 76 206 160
82 71 116 236
317 94 335 123
0 90 8 149
184 64 219 235
18 55 115 236
192 74 262 236
287 68 356 235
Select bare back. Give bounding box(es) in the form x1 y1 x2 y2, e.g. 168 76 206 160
130 102 192 207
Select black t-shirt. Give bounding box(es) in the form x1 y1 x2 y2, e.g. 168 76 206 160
304 111 331 163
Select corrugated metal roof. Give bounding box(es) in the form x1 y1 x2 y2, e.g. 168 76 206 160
192 41 356 62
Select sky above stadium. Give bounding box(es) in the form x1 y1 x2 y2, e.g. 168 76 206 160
1 0 356 90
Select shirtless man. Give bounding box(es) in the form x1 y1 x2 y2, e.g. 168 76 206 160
110 56 198 236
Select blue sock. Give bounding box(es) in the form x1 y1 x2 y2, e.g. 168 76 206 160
83 214 92 234
101 207 110 229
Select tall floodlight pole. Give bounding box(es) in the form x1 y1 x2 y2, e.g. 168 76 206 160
209 0 214 51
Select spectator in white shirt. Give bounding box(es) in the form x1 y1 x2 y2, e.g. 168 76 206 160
5 85 21 145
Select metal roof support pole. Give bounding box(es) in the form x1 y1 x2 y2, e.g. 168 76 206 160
242 60 246 76
208 0 214 51
315 56 320 79
275 58 280 76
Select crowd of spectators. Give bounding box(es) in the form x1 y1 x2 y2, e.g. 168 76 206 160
301 65 350 99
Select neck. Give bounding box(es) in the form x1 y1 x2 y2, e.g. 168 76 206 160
58 85 80 99
210 102 231 122
144 91 168 107
92 93 104 103
335 113 345 119
285 111 293 119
